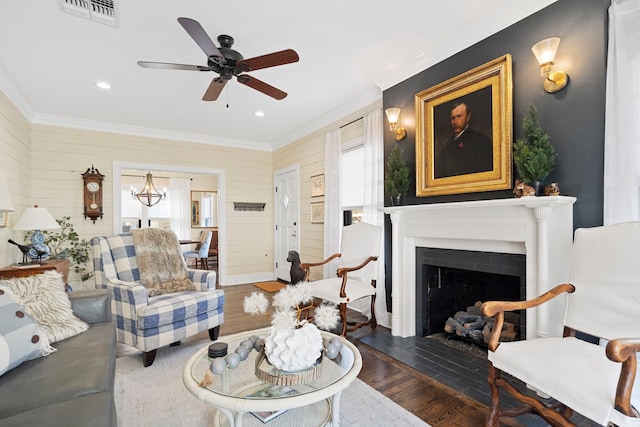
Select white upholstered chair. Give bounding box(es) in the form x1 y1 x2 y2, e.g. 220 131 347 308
482 222 640 426
300 222 382 337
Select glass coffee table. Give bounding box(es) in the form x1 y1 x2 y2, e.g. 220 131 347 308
183 328 362 427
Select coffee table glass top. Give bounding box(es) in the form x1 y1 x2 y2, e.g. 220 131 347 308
187 328 358 400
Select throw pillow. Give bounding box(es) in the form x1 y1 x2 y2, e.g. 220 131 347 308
0 287 55 376
2 271 89 343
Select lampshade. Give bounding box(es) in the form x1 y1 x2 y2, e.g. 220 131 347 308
531 37 560 66
0 170 15 212
385 108 401 124
13 205 60 231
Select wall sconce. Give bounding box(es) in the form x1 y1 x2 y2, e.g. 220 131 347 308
384 108 406 140
531 37 568 93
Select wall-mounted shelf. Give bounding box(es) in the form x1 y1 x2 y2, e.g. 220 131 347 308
233 202 266 212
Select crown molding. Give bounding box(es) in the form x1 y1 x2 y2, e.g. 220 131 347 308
0 67 35 121
270 86 383 151
31 113 272 152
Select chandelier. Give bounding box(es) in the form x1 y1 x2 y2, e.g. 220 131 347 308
131 172 166 207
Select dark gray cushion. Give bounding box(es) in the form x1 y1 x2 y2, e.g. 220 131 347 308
0 322 116 420
0 392 116 427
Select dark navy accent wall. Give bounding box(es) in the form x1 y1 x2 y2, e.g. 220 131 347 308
383 0 609 312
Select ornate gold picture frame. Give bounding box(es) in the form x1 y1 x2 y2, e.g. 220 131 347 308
415 54 512 196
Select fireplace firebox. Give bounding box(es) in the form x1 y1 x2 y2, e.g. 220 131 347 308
415 248 526 339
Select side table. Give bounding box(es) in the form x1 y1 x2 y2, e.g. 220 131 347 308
0 258 70 287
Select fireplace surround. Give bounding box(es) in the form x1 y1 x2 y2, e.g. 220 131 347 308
383 196 576 340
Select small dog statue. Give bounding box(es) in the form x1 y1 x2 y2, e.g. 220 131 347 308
513 179 536 198
544 182 560 196
287 250 306 284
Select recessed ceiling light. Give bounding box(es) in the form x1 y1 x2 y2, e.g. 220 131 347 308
96 81 111 89
255 111 265 117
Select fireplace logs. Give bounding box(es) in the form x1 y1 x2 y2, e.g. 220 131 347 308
444 301 519 346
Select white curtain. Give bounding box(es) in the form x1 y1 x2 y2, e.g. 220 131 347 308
169 177 191 240
324 129 342 278
603 0 640 225
362 108 387 317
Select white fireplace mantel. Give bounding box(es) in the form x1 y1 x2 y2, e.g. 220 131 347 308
383 196 576 339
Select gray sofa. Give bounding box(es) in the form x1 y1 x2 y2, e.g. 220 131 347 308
0 289 117 427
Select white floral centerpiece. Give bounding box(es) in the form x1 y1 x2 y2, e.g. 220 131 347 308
244 282 341 372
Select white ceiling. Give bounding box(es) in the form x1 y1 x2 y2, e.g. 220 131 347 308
0 1 556 151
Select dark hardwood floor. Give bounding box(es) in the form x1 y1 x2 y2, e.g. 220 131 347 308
219 283 524 427
117 283 524 426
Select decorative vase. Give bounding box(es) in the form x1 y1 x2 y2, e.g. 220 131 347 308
391 194 403 206
264 323 323 372
531 181 545 196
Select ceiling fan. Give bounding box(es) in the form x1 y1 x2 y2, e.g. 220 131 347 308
138 17 299 101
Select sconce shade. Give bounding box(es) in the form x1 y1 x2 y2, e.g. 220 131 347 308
531 37 567 93
13 205 60 231
385 108 401 124
0 171 15 212
531 37 561 67
384 108 407 141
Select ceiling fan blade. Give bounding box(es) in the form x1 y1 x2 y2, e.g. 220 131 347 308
177 17 225 63
137 61 209 71
203 77 227 101
237 75 287 100
238 49 299 72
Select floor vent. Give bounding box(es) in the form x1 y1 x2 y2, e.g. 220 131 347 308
57 0 118 27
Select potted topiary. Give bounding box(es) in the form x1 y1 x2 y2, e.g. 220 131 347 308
384 143 410 206
512 103 557 195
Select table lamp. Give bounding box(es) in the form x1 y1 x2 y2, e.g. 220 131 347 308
12 205 60 264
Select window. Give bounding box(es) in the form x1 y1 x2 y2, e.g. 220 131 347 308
340 121 365 225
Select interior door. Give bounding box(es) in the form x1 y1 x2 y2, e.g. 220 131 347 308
274 167 300 281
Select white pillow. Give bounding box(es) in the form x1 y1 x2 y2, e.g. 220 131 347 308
0 287 55 376
1 271 89 343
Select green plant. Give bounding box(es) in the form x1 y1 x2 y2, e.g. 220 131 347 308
513 103 557 183
384 144 410 197
26 216 93 282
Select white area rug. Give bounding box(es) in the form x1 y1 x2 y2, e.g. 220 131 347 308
114 335 430 427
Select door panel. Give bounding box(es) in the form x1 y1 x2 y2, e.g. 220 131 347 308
275 167 300 281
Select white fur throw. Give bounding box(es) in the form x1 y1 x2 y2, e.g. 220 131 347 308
132 228 195 297
1 271 89 343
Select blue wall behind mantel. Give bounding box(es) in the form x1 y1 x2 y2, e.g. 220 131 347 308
383 0 608 230
382 0 609 312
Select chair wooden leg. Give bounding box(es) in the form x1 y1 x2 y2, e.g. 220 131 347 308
142 349 157 367
208 326 220 341
339 303 348 336
370 294 377 329
486 363 502 426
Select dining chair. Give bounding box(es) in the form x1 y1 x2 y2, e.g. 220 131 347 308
183 230 212 270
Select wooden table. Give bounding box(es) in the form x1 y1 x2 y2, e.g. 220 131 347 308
0 258 70 286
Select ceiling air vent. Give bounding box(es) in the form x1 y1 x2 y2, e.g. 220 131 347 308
57 0 118 27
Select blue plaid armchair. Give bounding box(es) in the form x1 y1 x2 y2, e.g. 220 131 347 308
91 233 224 367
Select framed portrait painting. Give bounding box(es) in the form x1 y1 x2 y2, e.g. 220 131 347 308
415 54 513 196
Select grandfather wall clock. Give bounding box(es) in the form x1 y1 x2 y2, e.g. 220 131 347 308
82 165 105 223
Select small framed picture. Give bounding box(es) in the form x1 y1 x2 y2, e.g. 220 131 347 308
0 212 7 228
310 174 325 197
310 202 324 224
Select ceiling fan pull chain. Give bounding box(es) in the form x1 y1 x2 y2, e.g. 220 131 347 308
226 84 229 108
